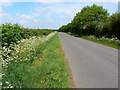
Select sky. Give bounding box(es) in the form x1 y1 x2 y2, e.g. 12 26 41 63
1 0 119 29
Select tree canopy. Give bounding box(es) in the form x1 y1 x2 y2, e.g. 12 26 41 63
59 4 120 39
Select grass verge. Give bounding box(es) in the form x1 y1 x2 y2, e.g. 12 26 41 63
32 33 71 88
67 32 120 50
2 33 71 88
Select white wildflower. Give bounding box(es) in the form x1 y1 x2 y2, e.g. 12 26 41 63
2 31 57 70
10 86 13 88
6 82 9 84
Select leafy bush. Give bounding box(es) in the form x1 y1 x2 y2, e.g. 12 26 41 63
102 13 120 39
2 32 57 88
2 23 23 46
2 23 54 47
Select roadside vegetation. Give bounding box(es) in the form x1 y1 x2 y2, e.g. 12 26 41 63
1 23 71 88
1 23 54 47
68 32 119 49
59 4 120 49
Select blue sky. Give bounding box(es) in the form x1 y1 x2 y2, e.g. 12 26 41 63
1 1 119 29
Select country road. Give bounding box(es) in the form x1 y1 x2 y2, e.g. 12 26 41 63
58 32 118 88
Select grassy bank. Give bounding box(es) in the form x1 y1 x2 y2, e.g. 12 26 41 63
67 32 120 50
2 33 71 88
32 33 71 88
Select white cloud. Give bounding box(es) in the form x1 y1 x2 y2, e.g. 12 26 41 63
6 13 34 26
33 4 79 19
1 0 12 7
19 19 29 25
64 10 75 18
2 2 12 7
36 0 62 3
21 15 31 19
16 13 19 16
33 6 47 16
0 1 12 22
35 6 46 12
2 12 11 18
34 19 37 22
0 8 11 18
1 0 119 2
0 8 2 18
0 0 12 24
35 0 120 3
2 0 12 2
48 19 54 23
0 8 2 14
17 14 32 25
30 3 83 28
1 11 16 24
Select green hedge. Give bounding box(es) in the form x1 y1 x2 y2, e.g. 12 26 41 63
2 23 54 47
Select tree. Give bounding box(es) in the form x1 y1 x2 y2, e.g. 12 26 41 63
71 4 109 36
102 13 120 39
59 4 120 39
59 25 68 32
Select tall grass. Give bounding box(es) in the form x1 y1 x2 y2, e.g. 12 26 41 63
31 33 71 88
2 32 71 88
2 32 57 88
1 23 71 88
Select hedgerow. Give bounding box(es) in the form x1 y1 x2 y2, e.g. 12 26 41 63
1 31 57 88
2 23 54 47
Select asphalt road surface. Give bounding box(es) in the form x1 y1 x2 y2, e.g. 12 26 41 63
59 32 118 88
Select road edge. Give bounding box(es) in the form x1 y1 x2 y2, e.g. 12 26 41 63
58 33 75 88
66 32 119 50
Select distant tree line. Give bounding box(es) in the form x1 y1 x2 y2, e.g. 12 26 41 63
59 4 120 40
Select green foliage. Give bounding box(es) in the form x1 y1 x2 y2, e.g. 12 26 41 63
71 4 109 35
80 35 120 49
74 4 109 24
2 23 23 46
59 25 69 32
102 13 120 39
33 34 71 88
59 4 120 40
2 33 71 88
2 23 54 47
67 33 120 49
